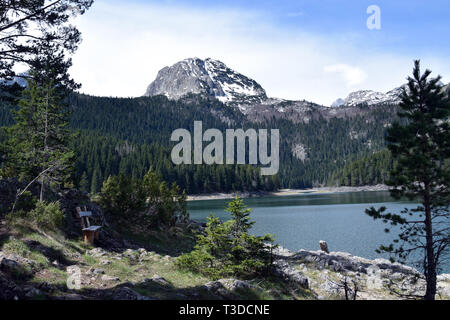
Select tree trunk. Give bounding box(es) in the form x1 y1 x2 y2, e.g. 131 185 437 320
424 184 436 300
40 87 49 203
40 177 44 202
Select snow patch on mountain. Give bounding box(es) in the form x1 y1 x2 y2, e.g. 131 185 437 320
332 86 407 107
0 72 29 88
145 58 267 106
331 98 345 108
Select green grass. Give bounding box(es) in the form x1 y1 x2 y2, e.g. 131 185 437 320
2 238 49 268
1 220 318 300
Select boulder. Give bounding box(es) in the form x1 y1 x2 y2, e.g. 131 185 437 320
23 286 43 298
438 274 450 282
123 249 139 259
100 259 111 265
203 279 254 298
0 271 23 300
0 252 35 274
93 268 105 275
88 248 107 258
101 274 120 282
142 274 169 286
110 286 153 300
272 259 309 288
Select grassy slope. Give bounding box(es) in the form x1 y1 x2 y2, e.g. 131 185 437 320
0 220 313 300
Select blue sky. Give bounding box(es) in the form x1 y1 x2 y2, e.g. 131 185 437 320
70 0 450 105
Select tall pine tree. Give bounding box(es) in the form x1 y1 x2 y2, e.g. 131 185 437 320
7 74 74 201
366 60 450 300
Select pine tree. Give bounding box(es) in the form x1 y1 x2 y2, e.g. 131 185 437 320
366 61 450 300
177 197 274 279
90 165 102 194
226 196 254 238
0 0 93 86
79 171 89 192
6 75 74 201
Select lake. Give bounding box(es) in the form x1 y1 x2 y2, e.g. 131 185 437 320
187 191 449 273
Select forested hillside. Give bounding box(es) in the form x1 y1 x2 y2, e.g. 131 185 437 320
0 93 399 194
329 149 395 186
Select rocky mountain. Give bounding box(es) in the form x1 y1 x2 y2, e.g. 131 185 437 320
144 58 345 123
144 58 408 124
145 58 267 105
333 87 403 108
331 98 345 108
0 72 28 88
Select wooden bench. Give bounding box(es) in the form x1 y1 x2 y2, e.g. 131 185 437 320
76 206 102 245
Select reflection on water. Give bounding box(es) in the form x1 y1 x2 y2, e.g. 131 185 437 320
188 191 396 211
188 191 448 273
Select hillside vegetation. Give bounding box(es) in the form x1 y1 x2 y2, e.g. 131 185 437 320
1 94 398 194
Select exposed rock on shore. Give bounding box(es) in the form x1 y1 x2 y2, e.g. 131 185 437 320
272 246 450 300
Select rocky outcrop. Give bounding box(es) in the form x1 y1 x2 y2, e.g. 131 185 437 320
0 271 22 300
291 249 420 276
109 286 153 300
203 279 256 299
272 259 309 288
0 251 35 274
270 243 450 300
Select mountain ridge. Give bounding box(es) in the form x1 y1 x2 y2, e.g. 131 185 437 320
144 58 423 110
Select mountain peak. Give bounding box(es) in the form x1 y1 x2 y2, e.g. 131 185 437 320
144 58 267 104
332 87 404 107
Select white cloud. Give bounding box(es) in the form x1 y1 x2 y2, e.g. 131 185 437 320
69 1 449 106
323 64 367 87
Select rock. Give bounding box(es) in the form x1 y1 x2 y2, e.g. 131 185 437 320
0 252 34 275
320 280 341 296
123 249 138 259
144 58 267 105
93 268 105 275
142 275 169 286
100 259 111 266
319 240 329 254
58 293 84 300
23 286 43 298
111 287 153 300
438 284 450 298
203 279 256 299
38 282 56 293
293 250 420 276
85 267 95 275
272 245 294 257
67 265 81 273
273 259 309 288
88 248 107 258
221 279 253 291
0 255 21 272
0 272 23 300
437 274 450 282
101 275 120 282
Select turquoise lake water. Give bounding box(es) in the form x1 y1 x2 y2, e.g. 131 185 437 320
187 191 450 273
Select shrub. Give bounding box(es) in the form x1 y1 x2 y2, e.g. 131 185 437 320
176 197 274 280
99 169 188 228
98 174 146 216
28 201 65 230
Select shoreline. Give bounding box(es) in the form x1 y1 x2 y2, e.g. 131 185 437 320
187 184 390 201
